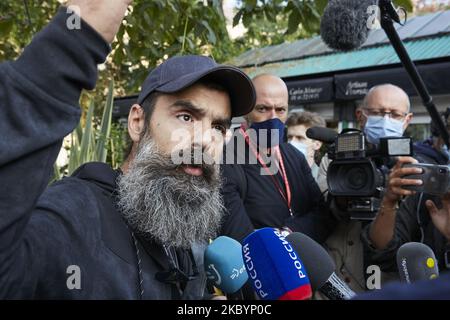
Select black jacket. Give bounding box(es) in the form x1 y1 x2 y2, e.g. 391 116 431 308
221 133 335 244
0 8 207 299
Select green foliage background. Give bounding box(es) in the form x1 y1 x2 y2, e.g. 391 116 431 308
0 0 413 172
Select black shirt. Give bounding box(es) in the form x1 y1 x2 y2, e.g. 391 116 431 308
220 132 336 244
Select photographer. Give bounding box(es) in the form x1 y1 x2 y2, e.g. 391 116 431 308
316 84 413 293
362 111 450 273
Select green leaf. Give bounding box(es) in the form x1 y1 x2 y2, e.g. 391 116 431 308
233 9 244 27
79 100 95 164
0 18 13 38
201 21 217 44
242 11 252 28
95 80 114 163
286 8 301 35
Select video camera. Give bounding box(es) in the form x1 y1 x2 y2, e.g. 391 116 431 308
326 129 413 220
306 126 414 220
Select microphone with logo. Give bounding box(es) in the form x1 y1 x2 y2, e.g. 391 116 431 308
396 242 439 283
286 232 356 300
204 236 249 296
242 228 312 300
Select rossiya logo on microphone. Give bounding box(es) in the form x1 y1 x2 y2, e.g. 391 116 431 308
242 228 312 300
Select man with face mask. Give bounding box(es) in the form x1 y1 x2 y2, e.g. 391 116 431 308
314 84 415 295
0 1 256 299
220 74 335 245
362 109 450 276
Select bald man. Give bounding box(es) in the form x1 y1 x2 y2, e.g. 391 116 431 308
356 84 413 144
247 74 290 124
315 84 415 296
220 74 335 246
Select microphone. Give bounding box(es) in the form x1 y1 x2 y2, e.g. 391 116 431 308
242 228 312 300
320 0 377 51
204 236 249 294
396 242 439 284
306 126 338 144
286 232 356 300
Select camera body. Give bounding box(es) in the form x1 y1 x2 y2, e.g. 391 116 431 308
326 129 413 220
402 163 450 195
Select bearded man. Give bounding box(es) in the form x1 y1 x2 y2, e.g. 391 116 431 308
0 0 255 299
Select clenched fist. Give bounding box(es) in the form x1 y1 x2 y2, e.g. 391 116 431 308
67 0 132 43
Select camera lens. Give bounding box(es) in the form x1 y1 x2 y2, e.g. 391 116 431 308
346 167 368 190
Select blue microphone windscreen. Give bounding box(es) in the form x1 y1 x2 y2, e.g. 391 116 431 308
204 236 248 293
242 228 312 300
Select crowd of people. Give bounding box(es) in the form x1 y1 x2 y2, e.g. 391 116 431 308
0 0 449 300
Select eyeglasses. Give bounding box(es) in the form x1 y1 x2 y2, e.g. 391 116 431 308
362 108 408 121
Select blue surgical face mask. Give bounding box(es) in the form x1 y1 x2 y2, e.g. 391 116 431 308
363 115 404 144
289 140 308 158
249 118 285 147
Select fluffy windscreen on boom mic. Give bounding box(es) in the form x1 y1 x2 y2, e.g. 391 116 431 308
320 0 377 51
204 236 249 294
306 126 338 144
396 242 439 284
242 228 312 300
286 232 356 300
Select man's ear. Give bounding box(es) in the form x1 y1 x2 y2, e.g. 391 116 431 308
355 108 365 128
403 113 413 130
128 104 146 143
312 140 322 151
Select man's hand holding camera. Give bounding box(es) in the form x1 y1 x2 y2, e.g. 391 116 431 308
369 156 423 249
384 156 423 204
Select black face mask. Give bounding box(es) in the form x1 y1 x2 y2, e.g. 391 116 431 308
249 118 286 148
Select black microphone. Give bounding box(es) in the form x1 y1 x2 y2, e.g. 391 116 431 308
396 242 439 283
306 126 338 144
286 232 356 300
320 0 377 51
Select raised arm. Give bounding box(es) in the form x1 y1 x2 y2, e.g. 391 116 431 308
0 1 130 281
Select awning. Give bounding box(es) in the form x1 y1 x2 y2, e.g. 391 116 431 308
335 61 450 100
287 77 334 104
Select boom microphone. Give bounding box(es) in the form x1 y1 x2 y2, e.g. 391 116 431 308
396 242 439 283
204 236 249 294
242 228 312 300
286 232 356 300
320 0 377 51
306 126 338 144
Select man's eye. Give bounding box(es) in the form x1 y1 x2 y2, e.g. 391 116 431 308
257 107 267 113
177 114 193 122
213 125 227 135
276 109 286 114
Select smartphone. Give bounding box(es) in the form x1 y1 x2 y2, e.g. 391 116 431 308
402 163 450 195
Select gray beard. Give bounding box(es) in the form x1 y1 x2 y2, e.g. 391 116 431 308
116 138 225 249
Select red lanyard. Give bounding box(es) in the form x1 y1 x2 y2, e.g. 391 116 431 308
240 126 293 216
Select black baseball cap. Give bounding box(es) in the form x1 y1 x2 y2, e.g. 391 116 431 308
137 55 256 117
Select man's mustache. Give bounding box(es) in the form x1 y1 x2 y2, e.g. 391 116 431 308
169 148 218 182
